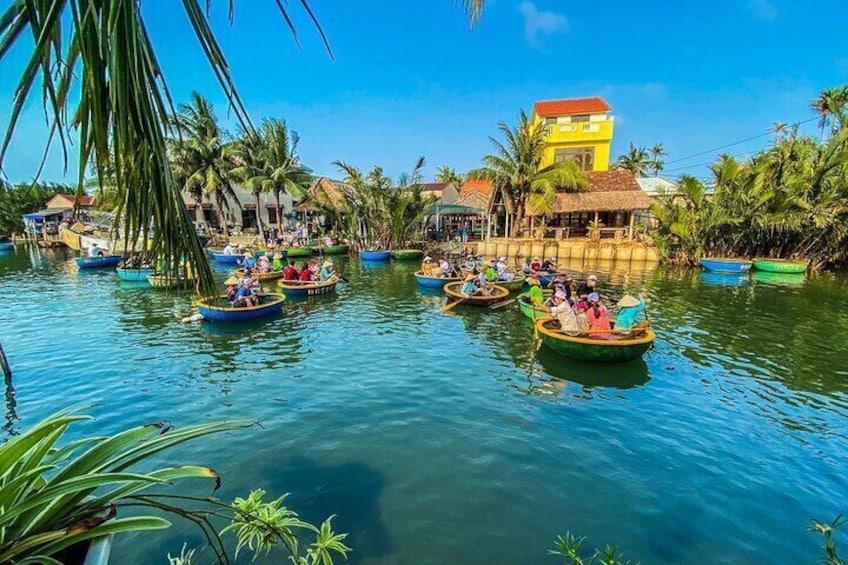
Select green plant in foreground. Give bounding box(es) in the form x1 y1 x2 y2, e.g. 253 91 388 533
812 515 847 565
549 532 636 565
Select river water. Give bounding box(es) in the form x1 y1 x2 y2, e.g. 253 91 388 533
1 246 846 564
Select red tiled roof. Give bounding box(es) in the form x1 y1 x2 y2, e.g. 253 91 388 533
533 97 611 117
421 182 451 192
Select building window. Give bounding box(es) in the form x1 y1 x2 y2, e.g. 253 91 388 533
571 114 590 123
544 117 557 125
554 147 595 171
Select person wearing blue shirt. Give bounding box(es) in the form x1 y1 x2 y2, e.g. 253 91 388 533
615 294 647 330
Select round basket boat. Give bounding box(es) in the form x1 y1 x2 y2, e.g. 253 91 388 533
0 241 14 252
197 293 286 322
76 255 122 269
391 249 423 260
443 282 510 307
700 257 753 273
534 318 656 363
517 293 552 320
495 272 527 292
116 268 154 282
752 258 807 274
209 251 244 264
276 278 338 297
147 274 196 290
285 247 312 258
361 250 391 261
414 271 461 289
234 268 285 282
312 245 349 255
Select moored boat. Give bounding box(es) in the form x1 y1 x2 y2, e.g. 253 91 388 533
116 268 154 282
76 255 122 269
209 251 244 264
276 278 338 297
752 258 807 274
700 257 753 273
443 282 509 307
197 293 286 322
147 274 196 289
361 250 391 261
517 293 551 320
312 245 349 255
391 249 423 260
534 318 655 363
234 268 285 282
413 271 461 289
285 247 312 258
495 272 526 292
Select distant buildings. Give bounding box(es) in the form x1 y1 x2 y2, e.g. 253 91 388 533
532 96 615 172
21 193 96 236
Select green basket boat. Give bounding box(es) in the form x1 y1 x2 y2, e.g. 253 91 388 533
751 258 807 274
495 272 526 292
285 247 312 258
391 249 424 260
517 293 551 320
535 318 656 363
312 245 349 255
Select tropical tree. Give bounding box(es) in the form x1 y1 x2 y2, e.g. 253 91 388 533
435 165 465 186
0 181 70 237
649 143 667 177
468 110 588 236
170 92 239 238
615 143 651 177
0 1 485 292
811 85 848 137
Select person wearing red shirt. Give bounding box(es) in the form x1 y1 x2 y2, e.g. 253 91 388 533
299 264 314 281
282 260 299 281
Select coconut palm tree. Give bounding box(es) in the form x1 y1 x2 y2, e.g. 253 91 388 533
435 165 465 186
811 85 848 137
171 92 239 238
468 110 588 236
0 1 485 292
615 143 651 177
649 143 667 177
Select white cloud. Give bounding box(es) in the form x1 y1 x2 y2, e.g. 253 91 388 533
747 0 777 20
518 2 569 49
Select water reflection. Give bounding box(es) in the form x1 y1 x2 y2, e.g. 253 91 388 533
535 347 651 389
699 271 750 287
751 271 806 286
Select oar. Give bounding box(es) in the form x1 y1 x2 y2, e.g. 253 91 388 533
489 298 516 310
441 298 466 312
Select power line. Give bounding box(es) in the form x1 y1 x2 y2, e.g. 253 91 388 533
664 116 818 166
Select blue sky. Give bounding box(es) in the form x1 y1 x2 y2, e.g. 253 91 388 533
2 0 847 184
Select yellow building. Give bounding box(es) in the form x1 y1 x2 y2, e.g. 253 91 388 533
532 97 614 172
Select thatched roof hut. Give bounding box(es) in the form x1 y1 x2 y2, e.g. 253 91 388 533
526 170 653 216
294 177 352 213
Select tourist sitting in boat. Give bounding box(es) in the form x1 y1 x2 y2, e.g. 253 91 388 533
464 256 478 270
483 260 500 283
320 260 336 281
542 256 558 271
325 235 334 247
495 257 514 281
574 303 590 333
447 262 462 278
615 294 647 331
223 242 239 255
271 252 284 272
224 276 239 302
256 254 271 273
241 252 257 270
431 262 445 278
460 274 481 297
87 242 104 258
528 256 542 272
299 262 315 282
232 280 260 308
549 274 573 303
421 256 434 276
577 275 598 298
140 257 152 269
523 275 545 306
586 292 612 339
439 258 450 274
283 260 299 281
550 291 581 335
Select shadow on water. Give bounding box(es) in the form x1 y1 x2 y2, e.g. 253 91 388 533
535 347 651 390
268 457 393 563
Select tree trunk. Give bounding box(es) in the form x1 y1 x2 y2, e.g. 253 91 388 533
216 193 229 238
274 190 283 230
254 191 265 240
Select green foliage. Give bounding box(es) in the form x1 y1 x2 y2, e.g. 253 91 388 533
549 532 636 565
811 515 847 565
469 110 588 235
0 181 72 237
435 165 465 186
167 543 196 565
615 142 665 178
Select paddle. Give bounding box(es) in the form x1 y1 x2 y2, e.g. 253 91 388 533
489 298 516 310
441 298 466 312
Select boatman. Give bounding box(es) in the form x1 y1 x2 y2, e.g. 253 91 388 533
87 242 104 258
320 259 336 281
615 294 647 331
460 274 480 297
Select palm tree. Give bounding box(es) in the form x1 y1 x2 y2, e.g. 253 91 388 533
649 143 666 177
0 1 485 293
773 121 788 144
171 92 239 238
811 86 848 137
468 110 588 236
435 165 465 186
615 143 651 177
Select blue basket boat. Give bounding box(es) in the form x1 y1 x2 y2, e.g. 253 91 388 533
276 278 338 297
197 293 286 322
700 258 753 273
0 242 14 253
76 255 122 269
414 271 461 289
361 250 391 261
209 251 245 264
116 268 154 282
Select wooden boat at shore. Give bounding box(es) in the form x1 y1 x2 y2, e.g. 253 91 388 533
234 268 285 282
197 293 286 322
700 257 753 273
443 282 509 307
414 271 461 289
361 250 391 261
116 268 154 282
311 245 349 255
276 278 338 297
752 258 807 274
76 255 122 269
147 274 196 290
391 249 423 260
517 293 552 320
534 318 656 363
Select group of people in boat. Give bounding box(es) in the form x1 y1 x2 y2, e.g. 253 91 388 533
281 259 337 282
523 255 560 274
420 256 462 278
523 273 647 339
120 253 151 270
225 276 262 308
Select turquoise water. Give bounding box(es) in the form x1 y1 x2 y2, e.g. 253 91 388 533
1 245 847 563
